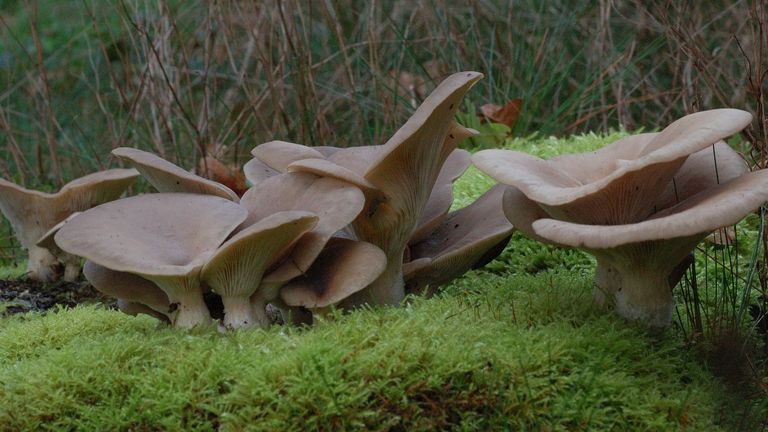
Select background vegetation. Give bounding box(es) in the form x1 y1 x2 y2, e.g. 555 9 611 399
0 0 767 428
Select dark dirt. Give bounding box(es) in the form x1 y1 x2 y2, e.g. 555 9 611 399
0 278 114 317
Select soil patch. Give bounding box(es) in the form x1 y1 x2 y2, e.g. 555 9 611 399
0 278 113 317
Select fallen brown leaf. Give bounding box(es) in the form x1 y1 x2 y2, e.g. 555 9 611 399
480 98 523 129
198 156 248 197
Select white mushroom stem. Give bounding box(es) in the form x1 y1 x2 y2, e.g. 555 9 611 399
168 288 211 329
221 294 269 329
61 255 81 282
610 265 675 328
27 246 59 282
150 274 210 329
345 250 405 306
593 259 620 307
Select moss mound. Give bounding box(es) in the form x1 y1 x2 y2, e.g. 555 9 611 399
0 271 731 431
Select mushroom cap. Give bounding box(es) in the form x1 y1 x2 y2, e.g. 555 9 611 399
474 109 752 224
243 157 280 186
200 210 318 299
83 260 170 315
36 212 81 258
280 237 387 309
0 169 139 248
654 142 748 211
404 184 514 288
240 172 365 283
411 148 472 243
350 72 482 255
112 147 239 202
286 158 377 193
54 193 247 278
250 141 326 172
531 169 768 250
501 142 752 248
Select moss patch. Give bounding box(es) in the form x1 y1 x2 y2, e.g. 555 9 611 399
0 271 731 431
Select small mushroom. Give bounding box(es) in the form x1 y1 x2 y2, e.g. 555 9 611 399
54 193 246 328
240 172 365 276
404 184 514 296
112 147 239 201
280 237 387 319
200 210 318 329
0 169 139 281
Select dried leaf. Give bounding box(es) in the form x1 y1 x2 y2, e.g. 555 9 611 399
198 156 248 197
480 98 523 129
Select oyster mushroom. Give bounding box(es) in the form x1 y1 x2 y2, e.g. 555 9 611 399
474 109 758 327
532 170 768 327
0 169 139 281
251 71 485 306
54 193 246 328
112 147 239 201
201 210 318 329
36 213 83 282
474 109 752 224
238 171 374 323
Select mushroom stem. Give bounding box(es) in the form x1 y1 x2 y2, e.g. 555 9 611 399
168 289 211 329
612 267 674 328
349 257 405 306
221 295 264 329
62 257 81 282
27 246 59 282
270 297 313 326
593 259 621 307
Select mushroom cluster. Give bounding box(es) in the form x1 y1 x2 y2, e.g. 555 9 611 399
0 170 139 281
28 71 514 330
474 109 768 327
248 71 514 307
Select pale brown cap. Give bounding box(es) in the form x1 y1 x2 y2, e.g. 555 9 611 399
654 142 748 211
200 210 318 300
250 141 325 172
243 157 280 186
240 172 365 284
532 169 768 251
113 147 239 201
404 184 514 292
280 238 387 309
55 193 246 327
474 109 753 224
84 259 170 317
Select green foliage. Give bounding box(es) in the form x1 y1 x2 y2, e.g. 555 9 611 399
0 272 735 431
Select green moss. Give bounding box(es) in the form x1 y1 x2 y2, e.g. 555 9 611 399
0 272 731 431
